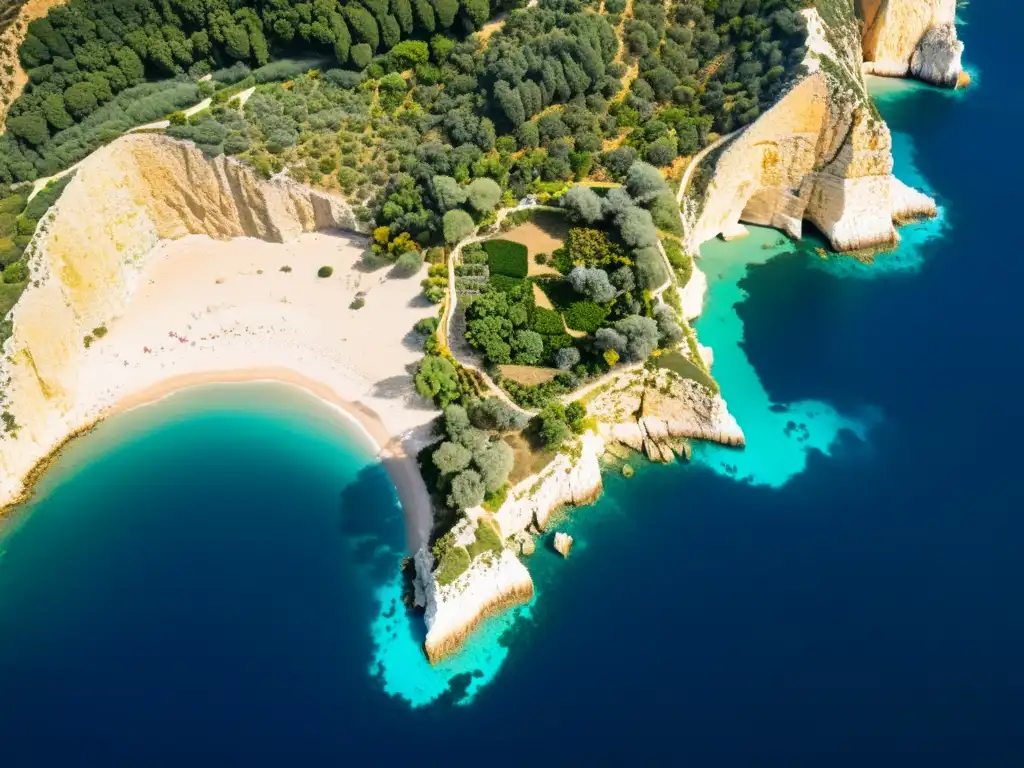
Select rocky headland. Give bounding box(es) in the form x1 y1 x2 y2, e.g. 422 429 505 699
411 1 967 663
684 6 941 254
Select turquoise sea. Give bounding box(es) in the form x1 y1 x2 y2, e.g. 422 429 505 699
2 8 1022 764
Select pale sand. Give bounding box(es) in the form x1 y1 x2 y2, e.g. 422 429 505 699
65 231 439 550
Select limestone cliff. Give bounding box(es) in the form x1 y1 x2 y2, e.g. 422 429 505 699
416 547 534 664
0 133 362 508
413 432 604 662
685 7 936 254
589 371 745 461
859 0 965 87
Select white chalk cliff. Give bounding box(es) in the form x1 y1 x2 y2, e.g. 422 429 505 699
685 7 937 254
414 431 605 662
859 0 965 88
0 134 361 508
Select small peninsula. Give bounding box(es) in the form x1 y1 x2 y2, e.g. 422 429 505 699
0 0 964 664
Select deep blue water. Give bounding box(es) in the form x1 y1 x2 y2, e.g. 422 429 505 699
2 8 1022 765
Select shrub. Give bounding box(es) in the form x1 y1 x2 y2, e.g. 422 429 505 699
531 307 564 335
211 63 252 85
563 301 609 333
415 316 439 335
483 239 528 279
434 545 470 586
394 251 423 276
317 265 334 278
461 243 487 264
663 238 693 286
280 265 292 273
415 354 460 406
2 261 27 283
649 193 683 235
350 296 366 309
467 519 503 558
92 325 108 339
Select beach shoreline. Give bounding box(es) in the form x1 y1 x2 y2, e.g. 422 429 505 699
109 367 433 551
0 231 440 552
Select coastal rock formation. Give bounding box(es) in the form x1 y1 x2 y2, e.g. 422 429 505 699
686 8 936 254
415 547 534 664
590 370 744 461
859 0 964 88
0 133 362 509
553 533 573 558
492 431 605 535
909 22 963 88
414 431 604 662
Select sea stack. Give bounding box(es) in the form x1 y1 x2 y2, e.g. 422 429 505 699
554 533 573 558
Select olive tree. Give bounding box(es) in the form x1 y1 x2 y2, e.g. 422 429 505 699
448 469 486 510
443 209 475 244
560 184 603 224
466 177 501 213
625 161 670 203
569 266 616 303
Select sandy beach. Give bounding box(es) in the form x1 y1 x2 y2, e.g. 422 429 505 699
3 231 440 550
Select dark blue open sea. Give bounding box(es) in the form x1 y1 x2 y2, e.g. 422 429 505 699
1 8 1020 765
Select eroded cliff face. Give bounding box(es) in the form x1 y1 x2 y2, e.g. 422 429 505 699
589 371 745 461
685 8 936 254
414 432 605 663
859 0 964 87
0 133 361 506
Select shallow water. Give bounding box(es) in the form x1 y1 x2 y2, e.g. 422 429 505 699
2 6 1023 764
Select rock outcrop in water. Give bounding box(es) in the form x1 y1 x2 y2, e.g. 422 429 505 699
0 133 362 509
686 8 937 254
589 370 745 461
553 533 573 557
859 0 965 88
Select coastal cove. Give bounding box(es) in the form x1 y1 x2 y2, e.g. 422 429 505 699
3 5 1024 767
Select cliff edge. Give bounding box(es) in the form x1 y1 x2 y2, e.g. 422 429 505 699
0 133 362 508
685 7 936 254
414 431 605 663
